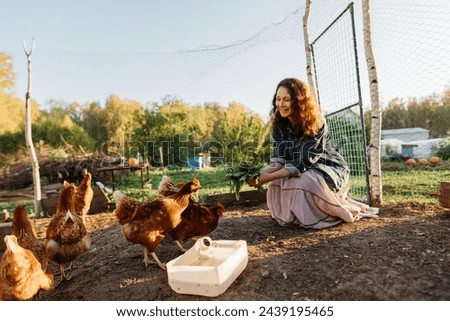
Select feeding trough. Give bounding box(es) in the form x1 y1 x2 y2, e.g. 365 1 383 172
166 237 248 297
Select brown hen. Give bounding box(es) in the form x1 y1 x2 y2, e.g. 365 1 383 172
11 204 50 274
64 171 94 223
45 183 91 285
0 235 54 300
114 178 201 269
157 175 225 252
169 201 224 252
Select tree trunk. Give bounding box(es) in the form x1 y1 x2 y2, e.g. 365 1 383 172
23 40 42 217
362 0 382 206
303 0 317 102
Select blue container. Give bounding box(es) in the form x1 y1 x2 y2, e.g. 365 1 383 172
187 157 203 169
401 144 418 158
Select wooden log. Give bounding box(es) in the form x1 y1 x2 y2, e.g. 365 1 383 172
439 181 450 208
205 190 267 208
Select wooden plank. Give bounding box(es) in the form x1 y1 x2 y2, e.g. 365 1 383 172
205 190 267 208
439 181 450 208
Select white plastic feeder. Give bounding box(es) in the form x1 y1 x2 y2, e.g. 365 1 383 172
166 237 248 297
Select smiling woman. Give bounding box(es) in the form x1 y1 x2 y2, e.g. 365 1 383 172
248 78 378 228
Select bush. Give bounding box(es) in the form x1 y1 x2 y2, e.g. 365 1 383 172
435 140 450 160
0 120 95 156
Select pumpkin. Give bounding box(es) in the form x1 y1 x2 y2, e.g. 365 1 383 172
405 158 416 166
418 159 427 166
128 157 139 168
428 156 440 167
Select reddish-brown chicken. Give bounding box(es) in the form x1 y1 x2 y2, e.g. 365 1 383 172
114 178 201 269
11 204 50 273
0 235 54 300
64 171 94 223
169 202 224 252
45 183 91 285
157 175 225 252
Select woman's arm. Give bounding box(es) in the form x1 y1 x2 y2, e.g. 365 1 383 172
257 167 290 185
260 162 283 174
247 162 290 186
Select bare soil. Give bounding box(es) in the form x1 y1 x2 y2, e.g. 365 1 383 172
27 200 450 301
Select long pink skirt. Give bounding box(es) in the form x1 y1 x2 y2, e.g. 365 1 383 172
267 170 372 229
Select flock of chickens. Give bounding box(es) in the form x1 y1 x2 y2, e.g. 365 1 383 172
0 173 224 300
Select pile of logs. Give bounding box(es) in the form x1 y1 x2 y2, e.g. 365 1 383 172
0 156 115 191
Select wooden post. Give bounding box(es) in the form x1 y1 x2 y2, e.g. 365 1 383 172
362 0 382 207
159 146 164 168
439 181 450 208
23 39 42 217
303 0 317 102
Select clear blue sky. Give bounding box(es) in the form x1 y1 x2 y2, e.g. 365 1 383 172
1 0 449 118
1 0 304 117
1 0 299 54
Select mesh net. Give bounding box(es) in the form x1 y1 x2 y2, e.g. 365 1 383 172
11 8 306 119
7 0 450 201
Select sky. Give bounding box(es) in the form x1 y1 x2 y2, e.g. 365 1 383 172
1 0 300 54
1 0 304 117
1 0 449 118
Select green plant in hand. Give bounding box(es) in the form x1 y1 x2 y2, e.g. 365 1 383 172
226 162 265 200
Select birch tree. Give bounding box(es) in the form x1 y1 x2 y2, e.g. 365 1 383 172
303 0 317 102
362 0 382 206
23 40 42 217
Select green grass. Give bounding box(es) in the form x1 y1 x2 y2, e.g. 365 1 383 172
381 169 449 204
380 160 450 204
114 165 256 203
0 161 448 213
118 162 449 205
0 200 35 216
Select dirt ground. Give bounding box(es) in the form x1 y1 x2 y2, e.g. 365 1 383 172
23 200 450 301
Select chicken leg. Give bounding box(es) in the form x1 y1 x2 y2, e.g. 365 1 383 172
56 264 72 287
143 247 166 270
174 240 187 252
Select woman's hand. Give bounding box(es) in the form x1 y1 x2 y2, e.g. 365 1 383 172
245 163 291 187
245 177 259 187
245 172 271 187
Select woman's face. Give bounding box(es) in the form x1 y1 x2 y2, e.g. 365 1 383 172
275 86 293 119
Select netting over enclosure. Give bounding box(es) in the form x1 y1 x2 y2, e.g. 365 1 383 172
8 1 448 121
11 9 306 118
7 0 450 202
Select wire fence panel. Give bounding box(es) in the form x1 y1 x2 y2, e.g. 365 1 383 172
311 3 370 201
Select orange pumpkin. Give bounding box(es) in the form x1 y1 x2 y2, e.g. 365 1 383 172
128 157 139 168
429 156 440 167
418 159 427 166
405 158 416 166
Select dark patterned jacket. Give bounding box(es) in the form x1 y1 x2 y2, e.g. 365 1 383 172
271 117 349 192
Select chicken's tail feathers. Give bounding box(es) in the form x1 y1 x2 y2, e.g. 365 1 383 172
113 193 140 225
157 175 179 196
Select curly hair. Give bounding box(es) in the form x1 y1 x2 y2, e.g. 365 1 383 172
270 78 323 138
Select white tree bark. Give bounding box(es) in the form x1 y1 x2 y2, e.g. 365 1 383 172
23 40 42 217
362 0 382 206
303 0 318 102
